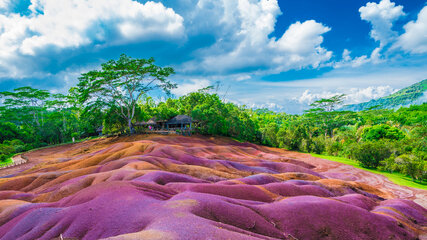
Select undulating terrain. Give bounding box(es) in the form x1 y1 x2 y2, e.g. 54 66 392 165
0 135 426 240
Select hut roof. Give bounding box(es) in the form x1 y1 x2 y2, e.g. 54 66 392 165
135 117 157 126
166 115 193 125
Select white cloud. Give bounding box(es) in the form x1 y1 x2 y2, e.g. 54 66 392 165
296 86 396 106
395 6 427 54
236 75 251 81
335 0 404 68
296 90 339 104
0 0 184 77
0 0 9 10
171 79 211 96
359 0 404 47
347 86 396 103
272 20 332 70
182 0 332 74
335 47 383 68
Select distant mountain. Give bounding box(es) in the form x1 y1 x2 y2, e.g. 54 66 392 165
341 79 427 111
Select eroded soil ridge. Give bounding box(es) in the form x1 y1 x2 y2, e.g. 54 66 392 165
0 135 426 240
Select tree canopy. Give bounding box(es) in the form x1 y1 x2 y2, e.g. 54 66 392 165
77 54 176 133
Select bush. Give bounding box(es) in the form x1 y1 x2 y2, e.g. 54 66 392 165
350 140 392 168
310 136 325 154
0 144 14 156
0 154 8 162
361 124 405 141
395 154 426 182
325 138 342 156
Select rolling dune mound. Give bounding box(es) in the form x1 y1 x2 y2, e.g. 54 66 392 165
0 135 426 240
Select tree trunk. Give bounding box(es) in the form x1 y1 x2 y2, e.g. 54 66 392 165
128 118 134 134
33 111 40 127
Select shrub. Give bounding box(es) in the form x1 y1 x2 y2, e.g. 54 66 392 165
325 138 342 156
0 144 14 157
350 140 392 168
310 136 325 154
0 154 8 162
361 124 405 141
395 154 426 182
379 156 398 173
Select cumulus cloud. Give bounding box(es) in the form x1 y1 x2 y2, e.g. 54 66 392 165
359 0 404 47
296 86 396 105
335 47 382 68
181 0 332 74
0 0 184 77
272 20 332 70
236 75 251 81
296 90 339 105
347 86 396 103
395 6 427 54
335 0 404 68
0 0 9 10
171 79 211 96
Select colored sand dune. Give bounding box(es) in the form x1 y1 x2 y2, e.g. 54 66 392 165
0 135 426 240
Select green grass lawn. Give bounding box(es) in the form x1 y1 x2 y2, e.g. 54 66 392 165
310 153 427 190
0 157 13 167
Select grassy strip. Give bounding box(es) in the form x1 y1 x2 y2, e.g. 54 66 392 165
310 153 427 190
23 136 104 153
0 158 13 167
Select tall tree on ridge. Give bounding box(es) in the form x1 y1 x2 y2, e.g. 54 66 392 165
0 87 50 127
77 54 176 134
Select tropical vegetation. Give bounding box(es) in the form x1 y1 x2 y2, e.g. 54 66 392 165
0 55 425 183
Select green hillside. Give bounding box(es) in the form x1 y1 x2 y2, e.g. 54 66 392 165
341 79 427 111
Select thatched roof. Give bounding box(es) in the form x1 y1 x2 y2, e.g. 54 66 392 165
135 117 157 126
166 115 193 125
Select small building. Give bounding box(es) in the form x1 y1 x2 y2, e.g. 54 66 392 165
96 126 103 136
135 117 166 130
134 115 197 135
166 115 194 129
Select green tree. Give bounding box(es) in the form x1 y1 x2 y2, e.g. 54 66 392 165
0 86 50 127
361 124 405 141
77 54 176 134
350 140 392 168
309 94 346 112
395 154 426 182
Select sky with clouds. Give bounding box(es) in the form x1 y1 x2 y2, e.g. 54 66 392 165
0 0 426 113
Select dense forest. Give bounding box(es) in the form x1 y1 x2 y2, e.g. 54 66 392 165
0 55 425 182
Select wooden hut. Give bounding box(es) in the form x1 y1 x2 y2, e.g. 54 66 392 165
166 115 195 130
135 117 168 131
135 115 197 135
96 126 103 136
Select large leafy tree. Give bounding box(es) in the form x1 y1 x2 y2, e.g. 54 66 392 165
305 94 351 137
309 94 346 112
0 87 50 127
77 54 176 133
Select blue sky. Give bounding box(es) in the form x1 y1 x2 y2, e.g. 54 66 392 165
0 0 426 113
